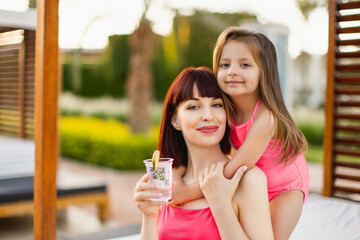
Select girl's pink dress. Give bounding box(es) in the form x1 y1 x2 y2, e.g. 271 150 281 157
230 99 309 203
157 205 221 240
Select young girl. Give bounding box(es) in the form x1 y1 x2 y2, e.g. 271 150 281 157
170 28 309 240
133 67 273 239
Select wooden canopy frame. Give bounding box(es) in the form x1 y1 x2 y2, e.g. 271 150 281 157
33 1 109 239
0 4 108 236
34 0 59 239
323 0 360 202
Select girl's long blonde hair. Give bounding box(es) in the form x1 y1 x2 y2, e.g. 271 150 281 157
213 27 307 164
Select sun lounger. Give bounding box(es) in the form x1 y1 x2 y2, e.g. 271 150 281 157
0 136 109 220
0 176 108 220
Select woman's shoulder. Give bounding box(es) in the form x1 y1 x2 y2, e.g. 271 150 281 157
232 166 267 206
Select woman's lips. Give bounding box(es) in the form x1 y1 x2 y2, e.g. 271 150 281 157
197 126 219 134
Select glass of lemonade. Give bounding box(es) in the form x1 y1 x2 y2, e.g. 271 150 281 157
143 158 174 202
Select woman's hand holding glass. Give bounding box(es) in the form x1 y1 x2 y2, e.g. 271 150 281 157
133 173 169 218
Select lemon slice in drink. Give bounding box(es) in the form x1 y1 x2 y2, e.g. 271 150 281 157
152 150 160 171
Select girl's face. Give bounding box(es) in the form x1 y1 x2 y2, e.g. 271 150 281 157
172 87 226 149
217 40 260 98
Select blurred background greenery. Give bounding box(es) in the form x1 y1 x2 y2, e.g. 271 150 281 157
61 11 255 101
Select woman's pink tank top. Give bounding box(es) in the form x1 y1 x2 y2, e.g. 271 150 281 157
157 205 221 240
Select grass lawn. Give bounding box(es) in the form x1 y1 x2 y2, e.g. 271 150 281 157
305 145 323 163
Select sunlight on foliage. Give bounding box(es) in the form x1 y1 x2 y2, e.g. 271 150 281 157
60 117 159 170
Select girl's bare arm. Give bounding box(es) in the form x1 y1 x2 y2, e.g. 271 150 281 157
223 111 275 179
169 165 203 205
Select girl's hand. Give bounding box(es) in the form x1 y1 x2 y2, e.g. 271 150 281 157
133 173 168 218
199 162 247 205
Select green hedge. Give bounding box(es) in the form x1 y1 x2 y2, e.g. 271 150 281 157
297 120 324 162
60 116 324 170
304 145 323 163
60 117 159 170
297 121 324 146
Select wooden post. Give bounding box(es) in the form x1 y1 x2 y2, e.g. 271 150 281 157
18 39 25 138
34 0 59 239
322 0 336 197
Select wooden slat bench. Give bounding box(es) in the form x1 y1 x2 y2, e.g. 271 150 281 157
0 176 108 220
0 135 109 220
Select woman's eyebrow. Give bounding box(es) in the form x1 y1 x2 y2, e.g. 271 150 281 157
185 97 221 102
185 98 200 102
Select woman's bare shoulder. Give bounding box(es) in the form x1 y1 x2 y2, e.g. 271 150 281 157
232 166 267 206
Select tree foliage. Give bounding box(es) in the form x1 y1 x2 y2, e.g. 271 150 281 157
296 0 326 20
62 11 255 100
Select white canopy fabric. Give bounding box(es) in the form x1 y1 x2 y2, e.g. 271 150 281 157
0 136 34 179
0 9 36 30
291 194 360 240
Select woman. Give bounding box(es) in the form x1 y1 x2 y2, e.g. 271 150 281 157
133 67 273 239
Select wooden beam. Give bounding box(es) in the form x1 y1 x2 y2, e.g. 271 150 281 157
0 192 108 220
322 0 336 197
34 0 59 239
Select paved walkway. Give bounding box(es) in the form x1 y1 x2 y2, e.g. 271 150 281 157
0 158 324 239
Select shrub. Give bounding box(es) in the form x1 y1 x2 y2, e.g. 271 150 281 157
297 121 324 146
304 145 323 163
60 117 159 170
60 116 325 170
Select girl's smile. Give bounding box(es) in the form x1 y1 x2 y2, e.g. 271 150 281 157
225 81 245 86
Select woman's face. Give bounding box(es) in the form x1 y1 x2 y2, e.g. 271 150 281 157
172 87 227 149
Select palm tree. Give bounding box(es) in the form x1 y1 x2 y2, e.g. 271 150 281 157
296 0 326 20
127 1 155 133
